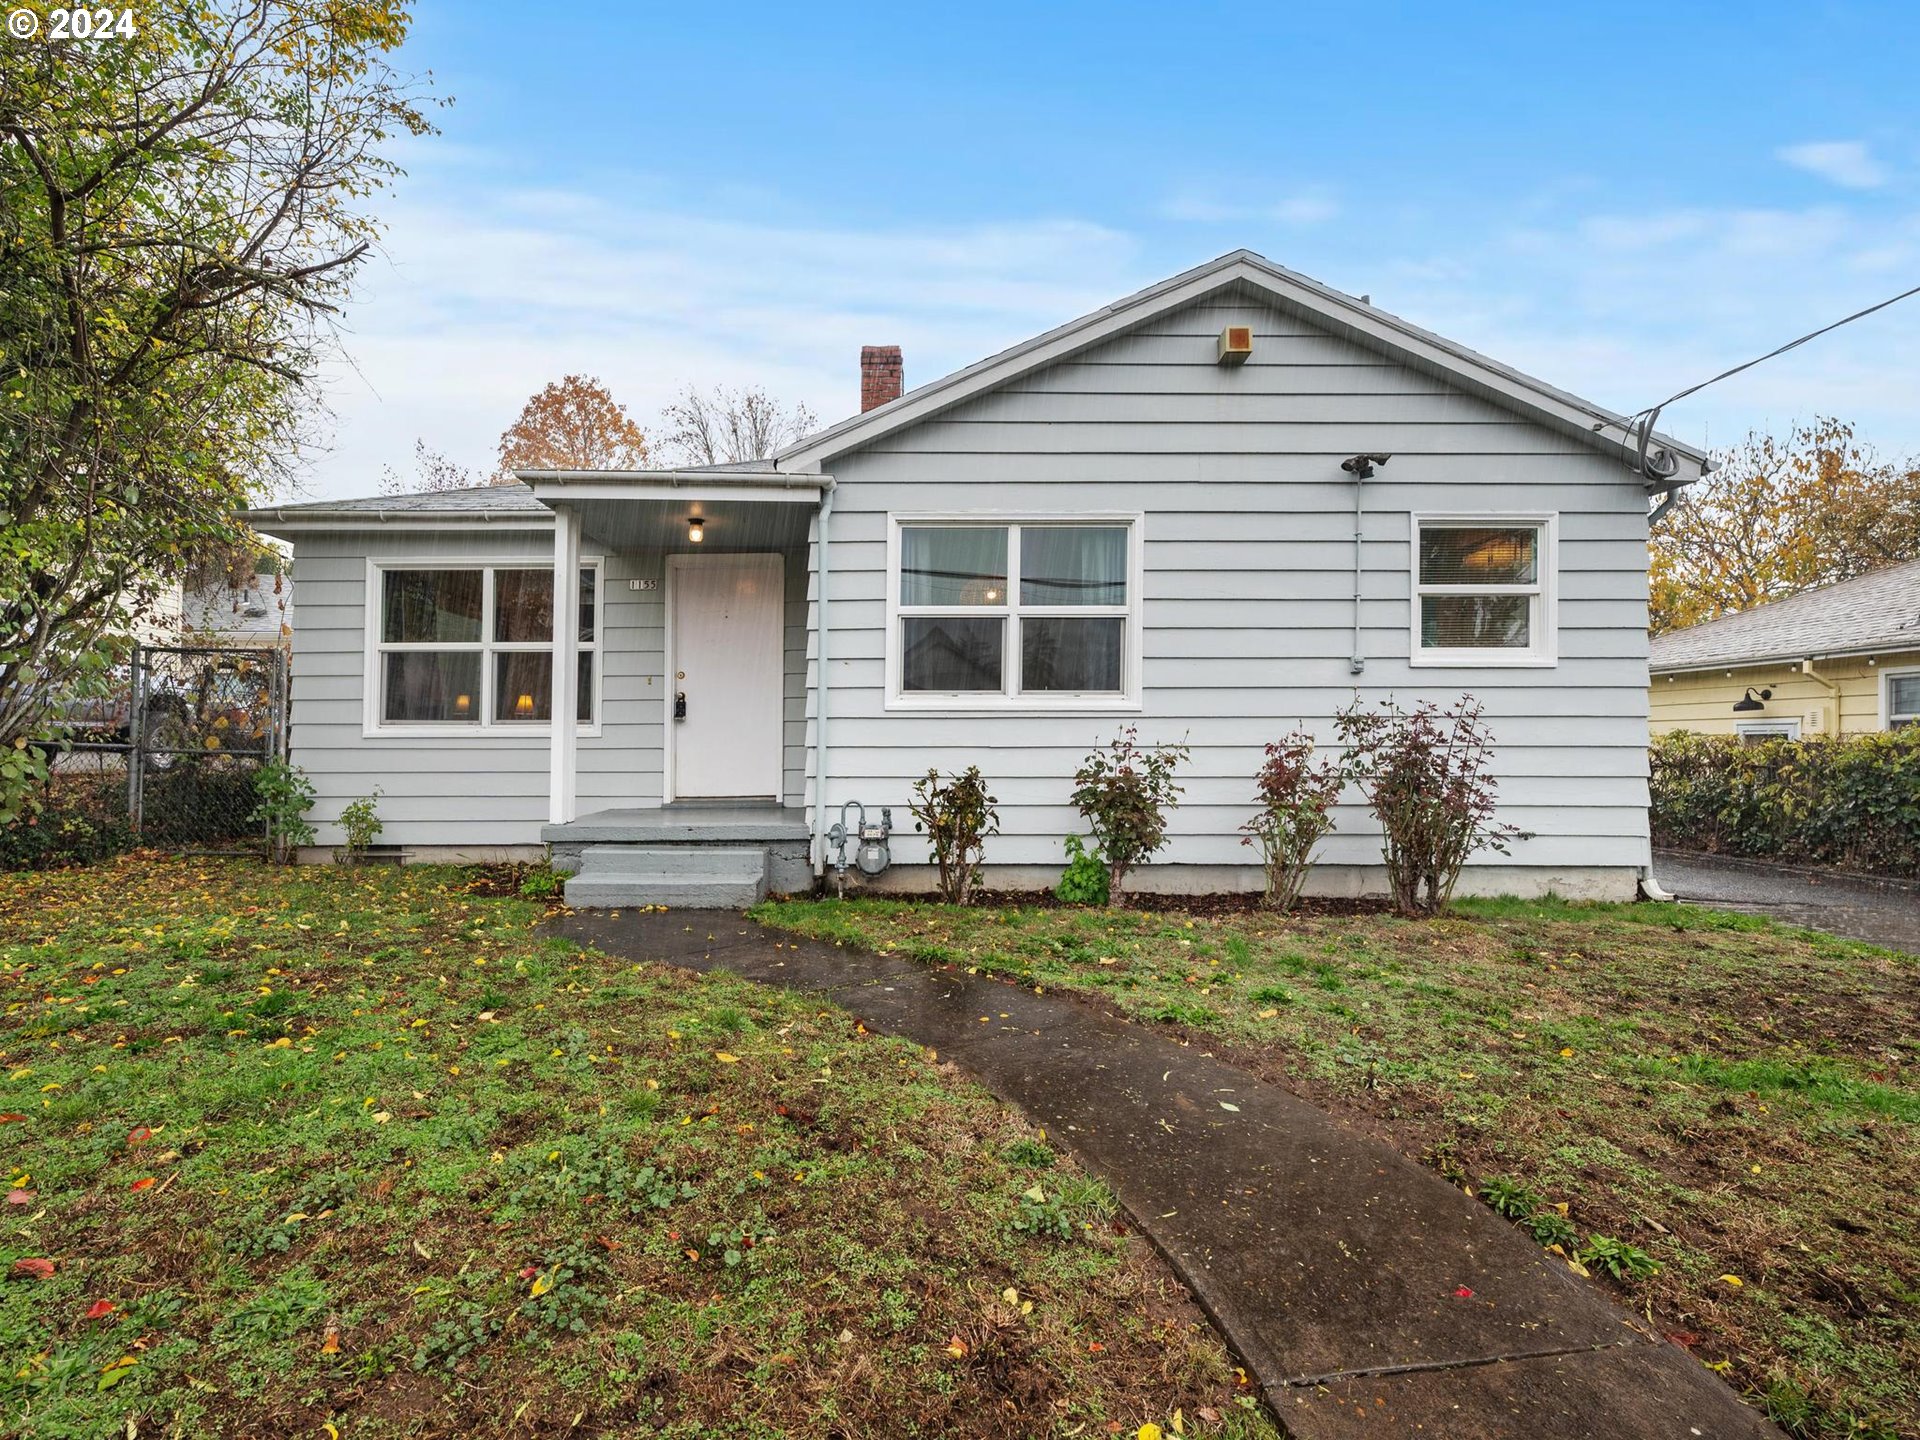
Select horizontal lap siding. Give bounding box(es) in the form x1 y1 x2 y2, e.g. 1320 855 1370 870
289 532 808 845
1650 648 1920 736
818 292 1655 874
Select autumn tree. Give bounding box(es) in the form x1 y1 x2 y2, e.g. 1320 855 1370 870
656 384 818 467
0 2 433 820
380 440 478 496
494 375 649 482
1651 418 1920 633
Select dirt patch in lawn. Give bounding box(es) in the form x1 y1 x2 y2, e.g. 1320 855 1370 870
0 857 1276 1440
760 893 1920 1440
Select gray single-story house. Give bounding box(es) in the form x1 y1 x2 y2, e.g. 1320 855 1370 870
243 249 1707 905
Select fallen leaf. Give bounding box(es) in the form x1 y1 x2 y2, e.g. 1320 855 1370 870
1023 1185 1047 1203
10 1257 55 1280
1197 1409 1221 1425
325 1425 341 1440
1219 1102 1240 1112
1559 1047 1574 1058
1452 1285 1475 1298
1718 1274 1743 1287
714 1052 740 1064
84 1300 115 1320
128 1177 155 1192
1256 1007 1278 1019
1172 1411 1186 1435
97 1355 137 1390
1139 1425 1163 1440
1566 1257 1591 1277
126 1126 152 1146
945 1334 969 1358
529 1269 556 1298
321 1318 341 1354
5 1188 31 1205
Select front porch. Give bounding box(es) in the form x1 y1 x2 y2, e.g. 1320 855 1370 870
544 801 813 907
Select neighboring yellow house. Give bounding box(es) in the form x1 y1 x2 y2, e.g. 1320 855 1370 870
1650 557 1920 740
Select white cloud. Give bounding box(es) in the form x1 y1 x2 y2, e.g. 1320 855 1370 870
290 180 1143 499
1161 189 1340 226
1777 140 1888 190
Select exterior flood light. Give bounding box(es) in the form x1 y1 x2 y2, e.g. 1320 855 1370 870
1732 686 1772 713
688 516 705 544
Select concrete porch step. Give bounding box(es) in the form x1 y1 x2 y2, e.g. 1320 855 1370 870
562 843 769 910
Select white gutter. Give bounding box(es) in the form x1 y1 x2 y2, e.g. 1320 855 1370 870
811 479 837 879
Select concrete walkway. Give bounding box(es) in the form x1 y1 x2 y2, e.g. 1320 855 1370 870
1656 850 1920 955
559 909 1782 1440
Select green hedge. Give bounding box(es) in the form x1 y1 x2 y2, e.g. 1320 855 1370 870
1 762 264 872
0 777 135 872
1650 729 1920 877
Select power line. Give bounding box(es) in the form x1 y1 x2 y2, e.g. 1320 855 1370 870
1633 279 1920 422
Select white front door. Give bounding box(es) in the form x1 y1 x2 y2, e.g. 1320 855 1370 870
668 553 784 799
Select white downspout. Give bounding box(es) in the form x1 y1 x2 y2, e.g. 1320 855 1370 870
811 481 836 877
1349 468 1366 675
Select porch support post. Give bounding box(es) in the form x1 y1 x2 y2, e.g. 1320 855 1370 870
549 503 582 825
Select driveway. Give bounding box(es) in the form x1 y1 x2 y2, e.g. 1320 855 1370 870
1653 851 1920 955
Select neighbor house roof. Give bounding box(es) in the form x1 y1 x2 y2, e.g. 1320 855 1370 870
1649 558 1920 672
775 248 1710 486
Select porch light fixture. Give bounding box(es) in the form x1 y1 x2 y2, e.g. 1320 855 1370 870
687 516 705 544
1732 686 1772 713
515 692 536 717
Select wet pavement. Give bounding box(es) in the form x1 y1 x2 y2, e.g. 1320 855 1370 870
559 907 1781 1440
1654 851 1920 955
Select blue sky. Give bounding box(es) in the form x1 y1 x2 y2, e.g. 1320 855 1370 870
302 0 1920 497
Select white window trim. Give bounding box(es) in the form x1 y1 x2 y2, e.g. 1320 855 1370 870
884 512 1145 712
1882 664 1920 730
1408 512 1558 668
1736 717 1801 742
361 556 604 739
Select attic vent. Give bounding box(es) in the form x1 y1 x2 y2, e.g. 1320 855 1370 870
1217 325 1253 367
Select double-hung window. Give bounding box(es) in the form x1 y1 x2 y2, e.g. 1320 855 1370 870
1885 669 1920 730
373 563 599 730
890 519 1139 706
1411 516 1556 665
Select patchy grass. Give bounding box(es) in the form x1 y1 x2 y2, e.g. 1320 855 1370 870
759 893 1920 1440
0 857 1278 1439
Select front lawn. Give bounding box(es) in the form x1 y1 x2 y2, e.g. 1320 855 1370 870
0 858 1276 1439
760 894 1920 1440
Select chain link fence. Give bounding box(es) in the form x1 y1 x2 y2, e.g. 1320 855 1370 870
46 644 289 857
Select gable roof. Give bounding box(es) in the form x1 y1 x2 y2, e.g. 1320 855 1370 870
776 248 1709 486
1649 558 1920 672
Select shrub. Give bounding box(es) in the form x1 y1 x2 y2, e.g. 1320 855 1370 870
1069 727 1189 906
1054 834 1110 906
1333 696 1519 917
1650 728 1920 877
337 788 385 861
906 765 1000 905
0 779 133 872
1240 732 1346 910
249 759 316 863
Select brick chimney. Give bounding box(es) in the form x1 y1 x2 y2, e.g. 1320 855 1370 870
860 345 903 412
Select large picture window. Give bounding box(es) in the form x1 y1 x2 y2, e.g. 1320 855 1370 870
1885 670 1920 730
373 563 599 730
1411 516 1556 665
890 518 1139 706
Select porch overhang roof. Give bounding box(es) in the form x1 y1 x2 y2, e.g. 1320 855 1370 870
517 468 831 552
